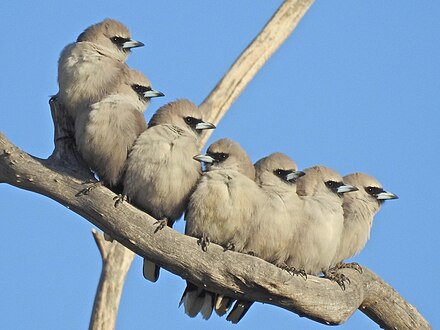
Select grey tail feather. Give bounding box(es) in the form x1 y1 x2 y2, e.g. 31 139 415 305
143 259 160 282
200 291 215 320
226 300 254 324
180 282 205 318
215 294 234 316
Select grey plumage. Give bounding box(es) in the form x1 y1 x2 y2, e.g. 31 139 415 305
181 138 264 320
225 152 305 323
58 19 143 121
287 165 358 276
75 69 162 190
122 99 215 282
333 172 398 265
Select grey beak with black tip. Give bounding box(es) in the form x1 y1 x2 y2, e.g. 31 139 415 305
337 184 359 194
193 154 215 164
143 89 165 98
376 191 399 200
122 39 145 49
286 170 306 182
195 121 216 130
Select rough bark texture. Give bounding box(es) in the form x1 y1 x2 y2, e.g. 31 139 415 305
89 230 135 330
0 131 431 329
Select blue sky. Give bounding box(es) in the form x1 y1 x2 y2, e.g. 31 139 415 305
0 1 438 329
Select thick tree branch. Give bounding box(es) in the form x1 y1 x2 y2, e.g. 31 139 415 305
89 230 135 330
197 0 315 148
0 132 431 329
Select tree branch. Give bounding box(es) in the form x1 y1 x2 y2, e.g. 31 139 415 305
0 132 431 329
89 230 135 330
197 0 315 148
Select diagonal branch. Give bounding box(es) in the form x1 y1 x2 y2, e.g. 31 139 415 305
0 132 431 329
197 0 315 148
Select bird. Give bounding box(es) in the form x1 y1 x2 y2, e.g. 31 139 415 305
224 152 305 324
332 172 398 269
181 138 265 320
57 19 144 122
121 99 215 282
74 69 163 193
287 165 358 288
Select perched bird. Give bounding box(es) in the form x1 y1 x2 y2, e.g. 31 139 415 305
288 165 358 287
57 19 144 121
122 99 215 282
333 173 398 267
74 69 163 192
181 138 264 320
224 152 305 324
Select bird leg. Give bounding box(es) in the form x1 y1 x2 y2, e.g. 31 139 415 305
198 233 210 252
331 261 363 274
279 263 307 280
323 270 351 290
113 194 128 207
154 217 169 232
75 180 102 196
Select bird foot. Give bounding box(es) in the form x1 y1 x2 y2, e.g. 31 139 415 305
224 242 235 251
334 262 363 274
113 194 128 207
75 180 102 197
324 271 351 290
154 218 168 233
279 264 307 280
198 233 210 252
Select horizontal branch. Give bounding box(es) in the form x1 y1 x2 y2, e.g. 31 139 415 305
0 131 430 329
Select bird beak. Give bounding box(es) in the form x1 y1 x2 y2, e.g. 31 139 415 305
143 89 165 98
337 184 358 193
376 191 399 200
195 121 216 130
286 170 306 182
122 40 145 49
193 154 215 164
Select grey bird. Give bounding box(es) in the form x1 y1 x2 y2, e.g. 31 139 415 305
224 152 305 324
181 138 264 320
288 165 358 288
74 69 163 192
333 173 398 268
122 99 215 282
57 19 144 121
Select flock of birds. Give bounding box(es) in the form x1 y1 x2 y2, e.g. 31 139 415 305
55 18 399 324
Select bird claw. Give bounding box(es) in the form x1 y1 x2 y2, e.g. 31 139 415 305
224 242 235 251
154 218 168 233
337 262 363 274
325 271 351 290
75 180 101 197
280 264 308 280
113 194 127 207
198 233 210 252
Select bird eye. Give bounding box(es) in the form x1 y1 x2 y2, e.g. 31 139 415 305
220 153 228 160
365 186 384 196
325 180 335 188
132 84 141 92
185 117 195 124
110 36 130 46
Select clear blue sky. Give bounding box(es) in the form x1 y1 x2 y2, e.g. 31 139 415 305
0 1 438 329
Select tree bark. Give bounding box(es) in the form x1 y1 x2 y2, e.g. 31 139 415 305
0 131 431 329
89 230 135 330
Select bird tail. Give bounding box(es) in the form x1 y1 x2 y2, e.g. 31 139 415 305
179 282 214 319
142 259 160 282
214 294 234 316
226 300 254 324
